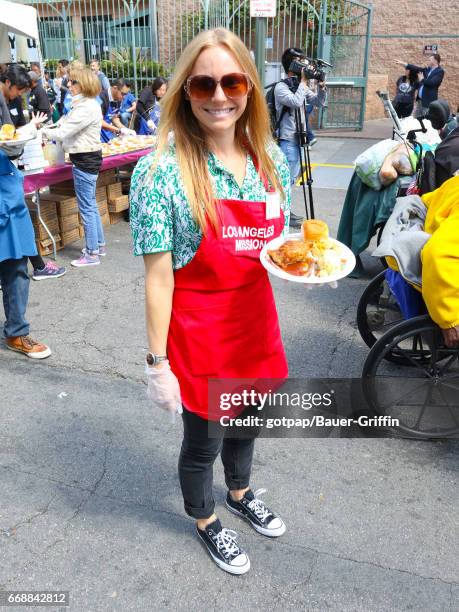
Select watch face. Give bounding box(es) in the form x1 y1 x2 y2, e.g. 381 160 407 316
146 353 166 365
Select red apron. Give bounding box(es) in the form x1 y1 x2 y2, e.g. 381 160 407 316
167 184 288 421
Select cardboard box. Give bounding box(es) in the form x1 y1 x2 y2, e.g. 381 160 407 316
106 182 122 199
26 198 57 220
109 211 125 225
98 200 108 217
51 183 110 202
36 234 62 256
38 192 78 216
96 186 107 202
100 212 110 226
96 169 116 187
59 212 80 233
61 227 81 246
32 217 60 241
108 195 129 213
79 225 85 238
36 241 63 257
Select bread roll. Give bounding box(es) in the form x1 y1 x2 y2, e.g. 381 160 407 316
302 219 329 242
0 123 16 141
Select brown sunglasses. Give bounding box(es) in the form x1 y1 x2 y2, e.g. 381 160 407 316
184 72 252 100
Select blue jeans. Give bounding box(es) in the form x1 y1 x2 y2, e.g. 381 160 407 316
0 257 30 338
72 166 105 254
306 104 315 142
279 139 300 185
120 111 132 127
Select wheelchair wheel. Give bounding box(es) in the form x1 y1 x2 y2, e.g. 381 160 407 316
357 270 408 363
362 316 459 439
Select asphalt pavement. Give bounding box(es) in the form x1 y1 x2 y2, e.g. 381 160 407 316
0 138 457 612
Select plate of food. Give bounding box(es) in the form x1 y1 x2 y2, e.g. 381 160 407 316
101 135 156 157
0 124 36 147
260 219 356 283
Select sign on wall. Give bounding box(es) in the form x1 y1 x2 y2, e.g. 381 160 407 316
250 0 277 18
423 44 439 55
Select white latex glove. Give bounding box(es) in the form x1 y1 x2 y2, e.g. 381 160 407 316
147 119 156 131
305 280 338 290
120 127 136 137
145 360 182 420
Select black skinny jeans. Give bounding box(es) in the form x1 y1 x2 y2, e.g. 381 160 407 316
179 407 255 519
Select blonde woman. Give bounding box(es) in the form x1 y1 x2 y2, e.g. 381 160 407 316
42 67 105 267
130 29 291 575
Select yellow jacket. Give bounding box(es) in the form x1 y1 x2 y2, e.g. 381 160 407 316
421 175 459 329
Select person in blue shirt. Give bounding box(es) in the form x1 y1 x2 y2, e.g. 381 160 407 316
62 89 72 115
54 59 69 117
90 59 110 93
0 148 52 358
97 79 135 141
119 81 136 127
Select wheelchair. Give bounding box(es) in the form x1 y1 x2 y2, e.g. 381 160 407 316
357 268 459 439
352 97 459 439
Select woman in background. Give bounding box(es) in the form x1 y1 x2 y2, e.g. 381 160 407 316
41 67 105 268
134 77 167 134
393 68 420 118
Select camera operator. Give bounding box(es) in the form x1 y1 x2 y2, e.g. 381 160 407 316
274 48 327 226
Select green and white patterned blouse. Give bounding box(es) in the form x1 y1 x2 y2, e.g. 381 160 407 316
130 142 291 270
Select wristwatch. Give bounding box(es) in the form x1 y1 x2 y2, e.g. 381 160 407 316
146 352 168 366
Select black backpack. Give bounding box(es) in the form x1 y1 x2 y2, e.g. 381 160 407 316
265 78 296 138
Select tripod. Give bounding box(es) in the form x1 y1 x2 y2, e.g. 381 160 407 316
293 101 315 220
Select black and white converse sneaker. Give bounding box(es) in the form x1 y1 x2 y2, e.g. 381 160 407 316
196 518 250 575
225 488 286 537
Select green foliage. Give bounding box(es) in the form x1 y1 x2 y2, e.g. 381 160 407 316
45 58 59 71
100 49 168 83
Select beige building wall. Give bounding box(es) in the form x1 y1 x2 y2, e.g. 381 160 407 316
366 0 459 119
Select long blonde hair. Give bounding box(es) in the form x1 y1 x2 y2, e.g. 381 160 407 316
153 28 284 232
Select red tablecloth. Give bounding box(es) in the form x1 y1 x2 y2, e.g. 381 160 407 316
23 148 153 194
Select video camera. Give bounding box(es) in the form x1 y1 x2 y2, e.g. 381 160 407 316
288 57 332 82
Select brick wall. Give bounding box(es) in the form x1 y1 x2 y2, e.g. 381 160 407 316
367 0 458 119
156 0 202 68
365 74 389 120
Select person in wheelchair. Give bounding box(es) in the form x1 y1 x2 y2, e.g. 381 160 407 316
373 174 459 348
338 98 458 276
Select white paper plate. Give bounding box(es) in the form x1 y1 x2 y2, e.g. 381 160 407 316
0 133 36 147
260 233 356 284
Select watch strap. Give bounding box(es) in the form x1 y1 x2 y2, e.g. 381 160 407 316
146 353 167 366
